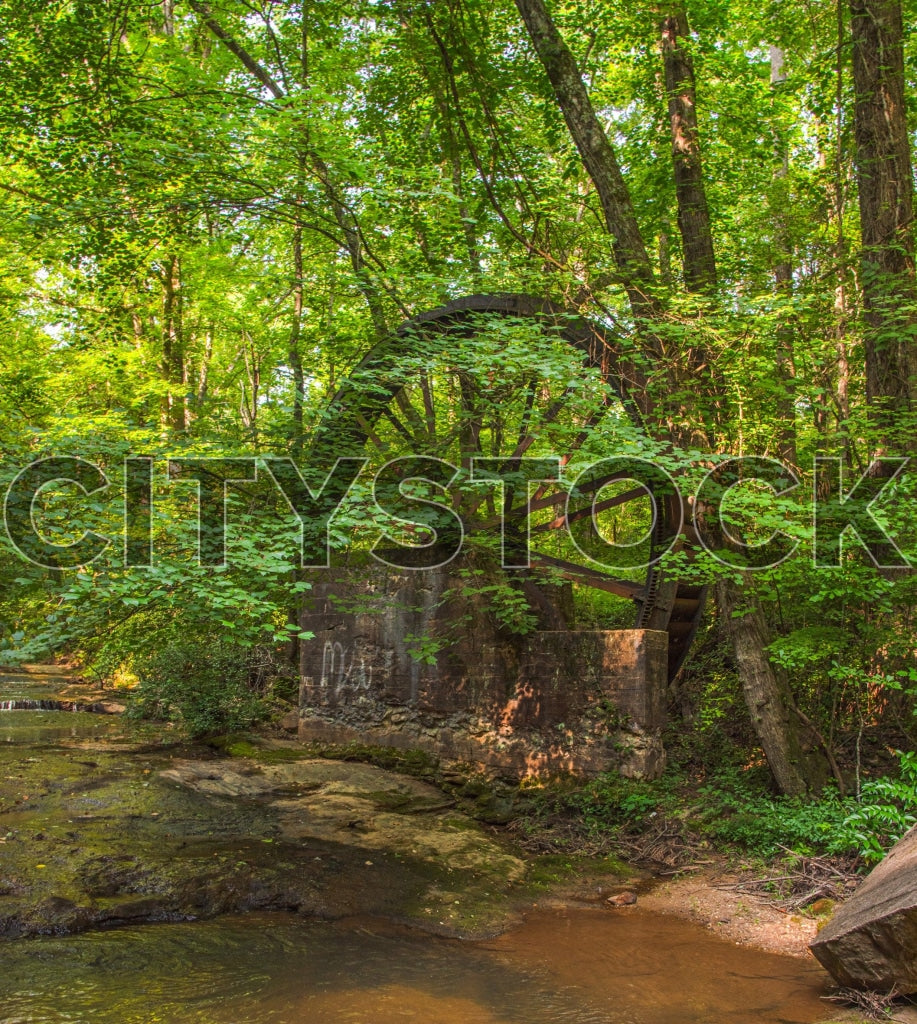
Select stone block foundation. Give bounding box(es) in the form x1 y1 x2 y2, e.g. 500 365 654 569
298 567 668 779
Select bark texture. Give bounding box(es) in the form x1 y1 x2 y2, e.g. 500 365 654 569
849 0 917 437
660 7 716 294
715 578 827 797
768 44 797 465
160 253 186 433
289 225 305 454
514 0 657 315
515 0 829 794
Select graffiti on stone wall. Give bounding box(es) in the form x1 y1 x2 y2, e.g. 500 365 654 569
320 640 373 701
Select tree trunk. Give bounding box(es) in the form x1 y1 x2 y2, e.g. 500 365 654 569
515 0 830 794
160 253 185 433
287 12 308 458
657 5 718 420
197 323 213 410
768 45 797 465
715 578 828 796
849 0 917 444
831 7 852 434
289 224 305 456
660 6 716 294
161 0 174 36
513 0 658 317
513 0 664 433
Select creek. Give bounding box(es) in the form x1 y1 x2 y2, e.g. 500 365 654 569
0 671 830 1023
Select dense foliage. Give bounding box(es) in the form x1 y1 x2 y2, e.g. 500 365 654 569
0 0 915 841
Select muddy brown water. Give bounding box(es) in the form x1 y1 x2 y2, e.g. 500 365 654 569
0 673 831 1023
0 908 829 1024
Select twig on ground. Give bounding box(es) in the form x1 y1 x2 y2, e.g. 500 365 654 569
715 850 861 911
822 986 910 1022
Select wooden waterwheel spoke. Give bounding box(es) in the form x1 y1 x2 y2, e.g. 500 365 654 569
528 452 574 509
394 387 432 442
465 393 609 522
526 409 606 507
355 412 390 452
380 406 416 444
528 554 646 602
458 371 485 467
460 381 573 519
503 391 572 461
483 470 635 530
498 374 605 473
386 379 464 454
419 373 437 438
530 484 648 534
514 379 538 452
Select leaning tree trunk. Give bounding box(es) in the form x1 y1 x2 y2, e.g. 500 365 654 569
849 0 917 448
715 578 827 797
514 0 669 432
513 0 658 318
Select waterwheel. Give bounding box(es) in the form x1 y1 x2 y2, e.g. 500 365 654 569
311 294 705 682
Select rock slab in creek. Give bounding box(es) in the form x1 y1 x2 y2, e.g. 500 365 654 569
810 825 917 993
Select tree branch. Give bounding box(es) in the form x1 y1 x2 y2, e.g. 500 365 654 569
187 0 286 100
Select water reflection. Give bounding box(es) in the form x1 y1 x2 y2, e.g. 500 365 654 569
0 909 828 1024
0 710 121 745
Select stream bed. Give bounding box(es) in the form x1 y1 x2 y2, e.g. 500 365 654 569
0 672 831 1023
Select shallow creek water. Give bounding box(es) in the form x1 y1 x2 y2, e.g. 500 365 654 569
0 673 830 1024
0 675 122 746
0 908 829 1024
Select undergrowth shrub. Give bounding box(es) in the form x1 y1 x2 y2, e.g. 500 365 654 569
523 752 917 866
695 771 849 857
127 639 270 738
692 755 917 862
832 751 917 863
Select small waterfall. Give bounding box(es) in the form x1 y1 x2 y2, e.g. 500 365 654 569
0 699 117 714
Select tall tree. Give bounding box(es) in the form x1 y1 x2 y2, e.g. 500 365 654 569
659 6 716 295
767 44 798 466
512 0 658 318
849 0 917 446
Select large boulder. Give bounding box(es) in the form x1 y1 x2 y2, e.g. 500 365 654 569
811 826 917 992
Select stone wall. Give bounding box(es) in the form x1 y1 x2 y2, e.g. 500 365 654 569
298 565 668 779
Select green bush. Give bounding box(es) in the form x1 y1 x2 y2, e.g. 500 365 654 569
559 772 674 832
696 785 849 857
520 754 917 867
697 754 917 862
127 639 270 739
831 751 917 863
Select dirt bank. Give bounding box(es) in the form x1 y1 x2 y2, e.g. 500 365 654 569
637 866 820 956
